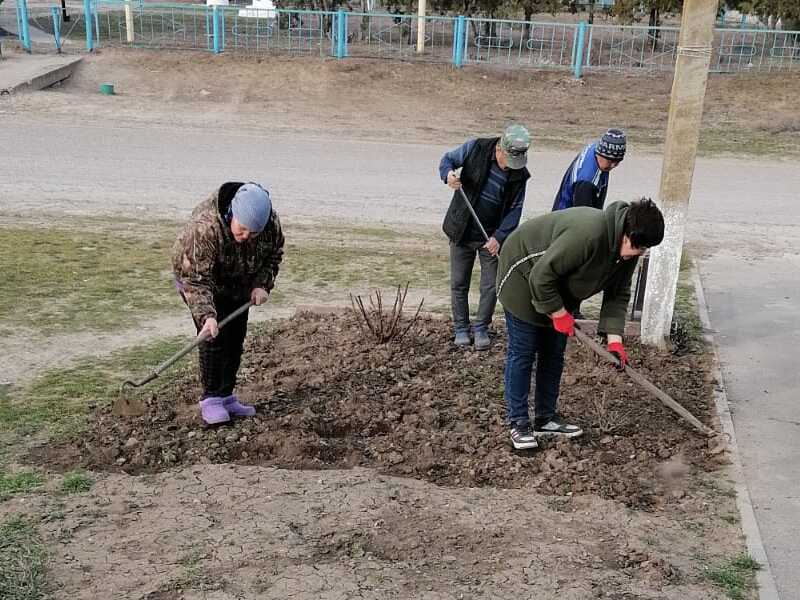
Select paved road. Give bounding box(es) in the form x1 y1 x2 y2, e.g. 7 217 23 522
2 120 794 225
1 120 798 597
690 148 800 600
700 257 800 600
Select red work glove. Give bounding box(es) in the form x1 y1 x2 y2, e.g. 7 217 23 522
552 312 575 337
607 341 628 371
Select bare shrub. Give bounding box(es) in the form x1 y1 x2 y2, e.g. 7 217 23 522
349 283 424 344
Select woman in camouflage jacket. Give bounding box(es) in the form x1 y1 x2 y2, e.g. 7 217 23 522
172 182 285 425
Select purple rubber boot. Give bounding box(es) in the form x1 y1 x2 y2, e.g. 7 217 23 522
199 396 230 425
223 394 256 418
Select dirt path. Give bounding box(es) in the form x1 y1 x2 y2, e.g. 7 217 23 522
2 313 188 386
6 48 800 153
1 464 743 599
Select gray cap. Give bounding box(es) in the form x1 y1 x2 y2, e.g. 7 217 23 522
231 183 271 233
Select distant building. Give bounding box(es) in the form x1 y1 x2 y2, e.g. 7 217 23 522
574 0 616 8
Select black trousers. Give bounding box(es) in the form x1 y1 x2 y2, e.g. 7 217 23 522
182 294 250 399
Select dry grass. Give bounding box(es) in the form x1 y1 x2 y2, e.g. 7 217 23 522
64 49 800 157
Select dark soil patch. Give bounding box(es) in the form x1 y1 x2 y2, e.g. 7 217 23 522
32 312 720 508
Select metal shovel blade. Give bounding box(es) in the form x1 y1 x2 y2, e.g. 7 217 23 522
113 382 147 417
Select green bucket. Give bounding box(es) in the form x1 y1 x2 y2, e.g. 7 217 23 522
99 83 115 96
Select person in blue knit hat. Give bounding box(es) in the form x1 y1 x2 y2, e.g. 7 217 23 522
172 182 285 425
551 128 627 319
552 128 626 212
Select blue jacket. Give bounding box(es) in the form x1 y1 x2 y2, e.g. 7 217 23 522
552 143 609 211
439 138 527 243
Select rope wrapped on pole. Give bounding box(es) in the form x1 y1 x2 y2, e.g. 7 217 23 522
640 0 717 346
676 45 713 58
416 0 426 54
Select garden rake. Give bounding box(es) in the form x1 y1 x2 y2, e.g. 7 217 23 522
114 302 253 417
572 324 712 436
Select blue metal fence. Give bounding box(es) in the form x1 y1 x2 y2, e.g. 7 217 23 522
84 3 338 54
714 27 800 71
14 0 800 75
465 17 573 67
15 0 32 51
585 24 681 71
50 6 63 51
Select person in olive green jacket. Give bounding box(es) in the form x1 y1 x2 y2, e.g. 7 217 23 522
496 198 664 450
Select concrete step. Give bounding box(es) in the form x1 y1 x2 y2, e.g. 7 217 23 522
0 52 82 95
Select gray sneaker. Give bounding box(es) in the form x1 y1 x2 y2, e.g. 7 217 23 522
510 424 538 450
454 330 471 347
474 329 491 351
533 415 583 438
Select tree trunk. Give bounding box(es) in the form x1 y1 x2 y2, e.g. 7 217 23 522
524 5 533 37
649 7 660 44
320 0 332 35
360 0 368 41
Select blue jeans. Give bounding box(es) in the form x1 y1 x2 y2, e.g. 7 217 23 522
504 310 568 428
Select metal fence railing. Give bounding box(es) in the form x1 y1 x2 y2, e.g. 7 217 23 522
464 18 575 68
586 23 681 71
341 12 455 62
13 0 800 75
713 27 800 71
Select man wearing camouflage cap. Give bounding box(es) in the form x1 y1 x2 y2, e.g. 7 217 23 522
173 182 285 425
552 128 626 212
439 124 531 351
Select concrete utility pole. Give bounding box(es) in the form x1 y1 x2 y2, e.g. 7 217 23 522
416 0 426 54
640 0 717 347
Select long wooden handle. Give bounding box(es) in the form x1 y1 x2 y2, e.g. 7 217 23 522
573 325 712 436
122 302 253 389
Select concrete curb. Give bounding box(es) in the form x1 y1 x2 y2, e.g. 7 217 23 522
0 56 82 95
693 268 781 600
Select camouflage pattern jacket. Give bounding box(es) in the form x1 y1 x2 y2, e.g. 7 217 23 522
172 183 285 325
